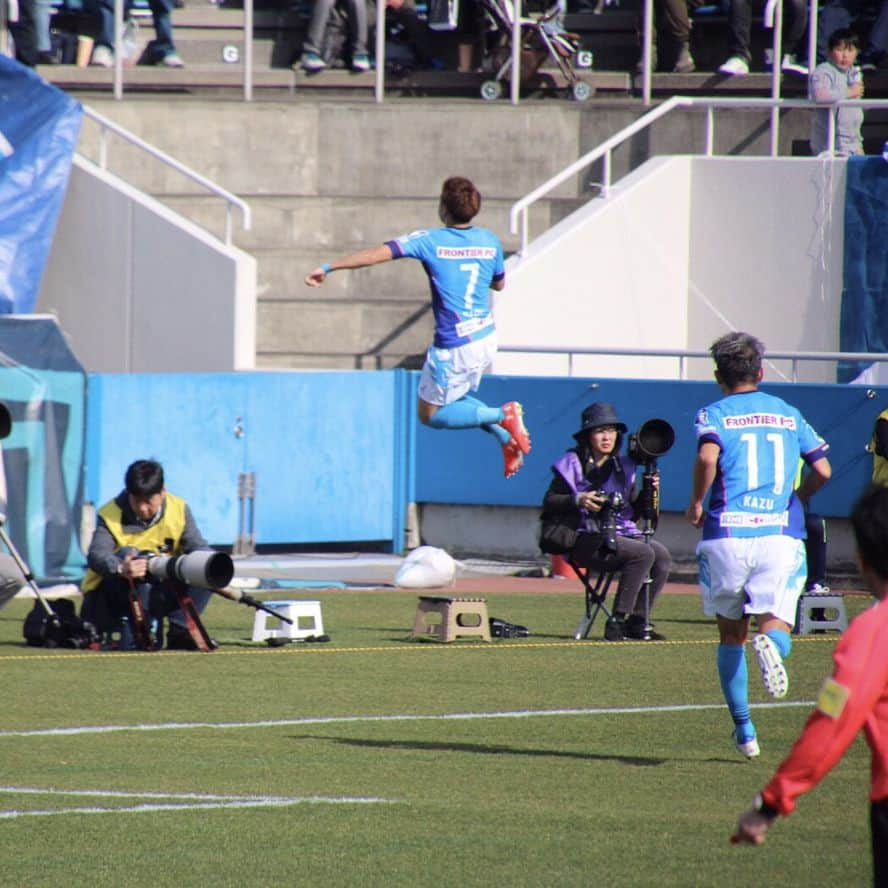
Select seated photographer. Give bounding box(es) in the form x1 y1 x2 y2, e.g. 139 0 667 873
80 459 214 650
540 402 672 641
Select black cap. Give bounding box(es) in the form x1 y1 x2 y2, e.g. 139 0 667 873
573 402 627 440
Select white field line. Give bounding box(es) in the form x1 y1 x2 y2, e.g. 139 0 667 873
0 700 814 740
0 787 398 819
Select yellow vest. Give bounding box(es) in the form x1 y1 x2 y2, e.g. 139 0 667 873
873 408 888 488
81 493 187 593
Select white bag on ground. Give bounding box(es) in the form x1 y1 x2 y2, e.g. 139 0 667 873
395 546 457 588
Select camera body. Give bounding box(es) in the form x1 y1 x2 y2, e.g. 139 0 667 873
594 490 625 555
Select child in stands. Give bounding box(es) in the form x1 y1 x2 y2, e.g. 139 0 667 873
809 28 865 155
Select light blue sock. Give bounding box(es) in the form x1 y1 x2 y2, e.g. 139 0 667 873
717 644 755 740
426 397 507 441
765 628 792 659
461 396 511 445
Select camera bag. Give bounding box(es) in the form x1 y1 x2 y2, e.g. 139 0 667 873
23 598 99 649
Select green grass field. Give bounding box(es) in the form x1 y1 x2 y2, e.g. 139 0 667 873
0 587 874 887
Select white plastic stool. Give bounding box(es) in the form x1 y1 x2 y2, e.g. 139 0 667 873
251 600 324 642
796 591 848 635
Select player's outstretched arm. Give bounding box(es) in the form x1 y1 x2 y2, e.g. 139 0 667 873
304 245 394 287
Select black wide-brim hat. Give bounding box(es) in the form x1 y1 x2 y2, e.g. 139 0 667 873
573 402 627 440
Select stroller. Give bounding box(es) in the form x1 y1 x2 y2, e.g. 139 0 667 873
477 0 591 101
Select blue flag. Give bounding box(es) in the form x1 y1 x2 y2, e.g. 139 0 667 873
0 56 82 314
838 156 888 383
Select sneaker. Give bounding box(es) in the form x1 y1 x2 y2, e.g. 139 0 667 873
625 614 666 640
732 729 760 759
752 634 788 698
160 52 185 68
604 616 626 641
301 51 326 72
351 53 371 72
718 55 749 76
502 440 524 479
91 45 114 67
806 582 831 596
781 54 808 75
673 45 695 73
499 401 531 454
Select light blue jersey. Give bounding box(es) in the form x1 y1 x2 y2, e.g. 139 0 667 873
694 390 829 540
386 226 505 348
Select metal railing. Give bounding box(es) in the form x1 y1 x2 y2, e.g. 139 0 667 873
82 104 251 244
509 94 888 255
497 345 888 381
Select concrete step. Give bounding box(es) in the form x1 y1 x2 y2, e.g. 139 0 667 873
75 98 597 199
256 295 433 366
162 194 552 250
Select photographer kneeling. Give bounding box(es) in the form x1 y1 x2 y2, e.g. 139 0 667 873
540 403 672 641
80 459 216 650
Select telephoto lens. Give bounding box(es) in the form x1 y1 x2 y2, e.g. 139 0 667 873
147 551 234 589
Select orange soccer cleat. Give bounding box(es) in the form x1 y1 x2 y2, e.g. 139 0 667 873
500 401 531 455
502 440 524 479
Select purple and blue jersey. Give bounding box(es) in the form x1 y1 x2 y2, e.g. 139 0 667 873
386 226 505 349
694 390 829 540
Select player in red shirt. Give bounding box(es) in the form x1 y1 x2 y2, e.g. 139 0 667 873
732 483 888 886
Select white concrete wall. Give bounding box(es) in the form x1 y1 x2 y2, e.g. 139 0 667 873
494 156 847 382
494 156 693 380
36 156 257 373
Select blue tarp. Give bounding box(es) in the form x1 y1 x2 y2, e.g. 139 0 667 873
838 156 888 383
0 317 86 579
0 56 82 314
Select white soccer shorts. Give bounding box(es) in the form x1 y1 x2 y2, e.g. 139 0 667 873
417 333 497 406
697 535 807 624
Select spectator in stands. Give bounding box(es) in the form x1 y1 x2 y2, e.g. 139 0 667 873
635 0 698 74
35 0 56 64
809 28 865 156
6 0 39 66
718 0 808 75
539 402 672 641
86 0 184 67
377 0 442 71
871 405 888 485
80 459 215 650
818 0 888 70
300 0 370 72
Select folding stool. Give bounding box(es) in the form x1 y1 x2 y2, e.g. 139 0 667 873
410 595 491 642
569 558 617 640
795 590 848 635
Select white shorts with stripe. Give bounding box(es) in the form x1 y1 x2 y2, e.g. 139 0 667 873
696 535 807 624
418 333 497 406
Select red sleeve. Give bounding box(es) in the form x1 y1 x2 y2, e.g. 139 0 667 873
761 600 888 816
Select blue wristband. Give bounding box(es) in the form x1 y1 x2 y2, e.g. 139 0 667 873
321 263 332 274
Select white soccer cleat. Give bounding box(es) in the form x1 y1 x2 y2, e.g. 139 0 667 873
733 730 760 759
753 634 789 698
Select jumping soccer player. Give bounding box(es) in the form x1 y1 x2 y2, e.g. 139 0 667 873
686 331 831 759
304 175 531 478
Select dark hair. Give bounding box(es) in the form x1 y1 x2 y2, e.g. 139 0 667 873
710 331 764 388
124 459 165 497
440 176 481 224
828 28 860 51
850 484 888 583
